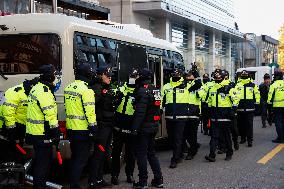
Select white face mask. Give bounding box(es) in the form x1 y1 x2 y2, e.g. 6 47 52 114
128 78 136 85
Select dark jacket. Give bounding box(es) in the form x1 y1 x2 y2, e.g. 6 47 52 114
132 81 161 134
91 82 116 128
259 82 270 102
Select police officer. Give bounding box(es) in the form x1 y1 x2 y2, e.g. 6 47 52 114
89 66 115 188
2 77 39 162
132 68 163 189
64 64 97 189
259 73 272 128
267 69 284 143
111 69 137 185
205 71 239 162
235 70 260 147
26 64 60 189
0 93 6 163
199 73 213 135
161 69 188 168
183 70 202 160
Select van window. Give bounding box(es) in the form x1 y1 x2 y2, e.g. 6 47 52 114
0 34 61 74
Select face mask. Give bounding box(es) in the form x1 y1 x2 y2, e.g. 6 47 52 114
215 79 222 84
128 78 136 85
240 76 249 79
187 79 194 82
53 73 62 92
172 77 181 82
203 78 209 83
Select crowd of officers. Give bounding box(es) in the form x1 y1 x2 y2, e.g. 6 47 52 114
0 62 284 189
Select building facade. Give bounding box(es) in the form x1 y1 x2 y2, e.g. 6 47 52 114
0 0 109 20
99 0 243 76
241 33 279 68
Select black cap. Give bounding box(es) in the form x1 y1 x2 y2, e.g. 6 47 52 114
213 72 222 80
240 70 249 77
171 69 183 77
129 68 139 78
273 69 283 77
203 73 209 78
263 73 270 79
96 66 113 77
76 63 94 77
39 64 56 83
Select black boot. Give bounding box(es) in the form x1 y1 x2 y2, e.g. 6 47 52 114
151 177 163 188
240 138 246 144
234 142 239 150
225 155 232 161
247 141 252 147
111 176 119 185
133 182 148 189
205 154 216 162
127 175 135 183
169 161 177 169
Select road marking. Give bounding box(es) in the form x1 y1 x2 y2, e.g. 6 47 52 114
257 144 284 164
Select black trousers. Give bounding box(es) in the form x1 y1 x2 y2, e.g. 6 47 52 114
231 117 239 145
33 143 53 189
201 104 210 133
70 139 91 189
209 121 233 157
89 127 112 183
274 108 284 140
111 130 135 177
134 132 162 185
166 120 185 163
184 119 199 156
237 112 254 143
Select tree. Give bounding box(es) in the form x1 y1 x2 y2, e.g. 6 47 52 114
279 25 284 70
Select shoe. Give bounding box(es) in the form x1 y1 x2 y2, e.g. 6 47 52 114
247 142 252 147
151 177 163 188
127 175 135 183
205 155 216 162
272 139 284 143
96 179 112 188
169 161 177 169
234 143 239 151
217 150 224 154
225 155 232 161
133 182 148 189
111 176 119 185
185 154 194 160
240 139 246 144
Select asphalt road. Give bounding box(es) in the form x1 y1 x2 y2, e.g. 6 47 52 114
109 116 284 189
26 116 284 189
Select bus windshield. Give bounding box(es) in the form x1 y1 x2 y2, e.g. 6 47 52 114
0 34 61 74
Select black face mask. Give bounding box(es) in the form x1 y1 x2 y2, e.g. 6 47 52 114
215 79 222 84
240 76 249 79
203 78 209 83
172 77 181 82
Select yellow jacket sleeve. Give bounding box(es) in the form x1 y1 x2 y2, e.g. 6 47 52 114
254 85 260 104
3 89 19 128
82 89 96 126
37 91 58 128
267 84 275 104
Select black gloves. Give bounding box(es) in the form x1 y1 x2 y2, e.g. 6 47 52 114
49 127 61 145
88 124 98 136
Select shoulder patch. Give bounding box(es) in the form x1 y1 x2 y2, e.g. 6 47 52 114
14 87 22 92
43 86 49 92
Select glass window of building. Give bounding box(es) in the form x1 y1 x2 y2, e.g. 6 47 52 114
171 23 188 49
195 32 209 52
1 0 30 14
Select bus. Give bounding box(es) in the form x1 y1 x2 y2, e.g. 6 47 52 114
0 13 184 158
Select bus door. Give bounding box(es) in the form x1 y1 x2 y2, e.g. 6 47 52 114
147 53 165 138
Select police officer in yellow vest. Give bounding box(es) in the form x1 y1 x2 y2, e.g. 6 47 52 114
111 69 137 185
26 64 60 189
3 78 39 144
205 71 239 162
235 70 260 147
64 64 97 189
183 69 202 161
267 69 284 143
162 69 189 169
0 93 6 163
199 73 214 135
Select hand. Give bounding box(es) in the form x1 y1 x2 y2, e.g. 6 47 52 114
131 130 138 136
88 124 98 135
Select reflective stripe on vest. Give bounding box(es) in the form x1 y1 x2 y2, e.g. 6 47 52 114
66 115 86 120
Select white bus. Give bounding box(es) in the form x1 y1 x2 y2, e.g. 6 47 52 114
0 13 184 156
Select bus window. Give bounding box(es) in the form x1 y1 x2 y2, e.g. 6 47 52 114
118 43 147 83
0 34 61 74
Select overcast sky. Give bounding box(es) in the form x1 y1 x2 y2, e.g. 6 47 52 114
234 0 284 39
